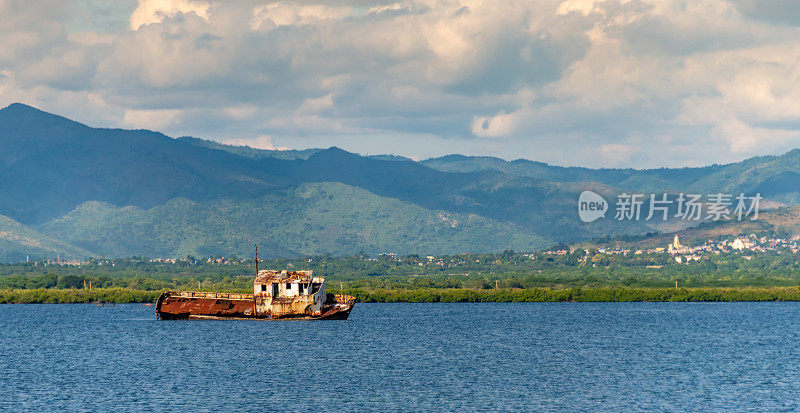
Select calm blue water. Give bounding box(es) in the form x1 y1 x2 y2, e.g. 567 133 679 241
1 302 800 411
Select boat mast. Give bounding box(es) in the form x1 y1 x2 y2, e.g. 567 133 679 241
255 244 258 275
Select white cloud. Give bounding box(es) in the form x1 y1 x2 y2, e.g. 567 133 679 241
557 0 605 16
224 104 259 120
599 143 636 166
471 111 520 138
250 3 351 30
130 0 209 30
223 135 277 150
713 117 798 154
5 0 800 167
122 108 182 129
67 32 115 46
297 94 333 113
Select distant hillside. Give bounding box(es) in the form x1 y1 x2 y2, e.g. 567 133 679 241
0 215 92 262
40 183 548 258
4 103 800 261
0 103 288 224
177 136 321 160
422 155 725 193
423 151 800 204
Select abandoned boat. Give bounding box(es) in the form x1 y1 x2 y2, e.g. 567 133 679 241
155 270 355 320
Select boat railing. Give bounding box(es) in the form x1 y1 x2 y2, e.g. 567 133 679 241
169 291 254 300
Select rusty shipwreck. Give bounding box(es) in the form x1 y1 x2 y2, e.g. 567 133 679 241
155 270 355 320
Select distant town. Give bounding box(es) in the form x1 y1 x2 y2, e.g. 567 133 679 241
557 233 800 264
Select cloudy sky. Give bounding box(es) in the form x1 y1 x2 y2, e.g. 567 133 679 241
3 0 800 167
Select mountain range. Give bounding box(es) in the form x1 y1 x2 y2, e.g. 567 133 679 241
2 103 800 261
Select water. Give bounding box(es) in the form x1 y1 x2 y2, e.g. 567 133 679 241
1 302 799 411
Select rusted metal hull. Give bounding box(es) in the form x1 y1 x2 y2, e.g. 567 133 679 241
155 291 355 320
318 294 356 320
154 291 256 319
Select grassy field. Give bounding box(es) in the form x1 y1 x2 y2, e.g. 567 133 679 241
4 286 800 304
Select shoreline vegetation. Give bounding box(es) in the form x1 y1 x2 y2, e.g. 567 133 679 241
4 286 800 304
344 287 800 303
5 251 800 304
0 288 161 304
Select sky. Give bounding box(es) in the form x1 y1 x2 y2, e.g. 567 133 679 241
3 0 800 168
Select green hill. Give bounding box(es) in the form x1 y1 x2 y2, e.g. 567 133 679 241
0 215 92 261
39 183 550 258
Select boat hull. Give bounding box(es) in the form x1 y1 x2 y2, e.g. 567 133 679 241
155 291 355 320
